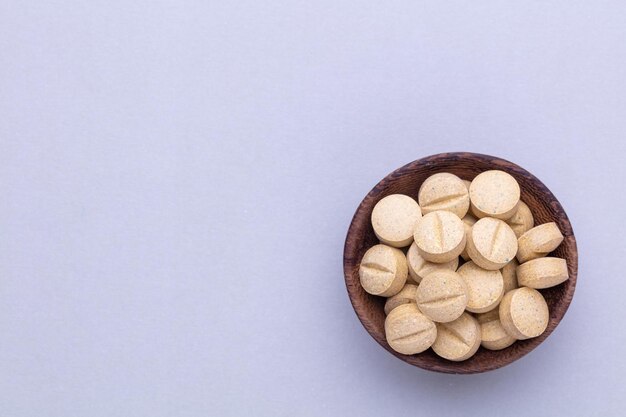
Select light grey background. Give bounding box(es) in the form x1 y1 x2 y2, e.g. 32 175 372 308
1 1 625 416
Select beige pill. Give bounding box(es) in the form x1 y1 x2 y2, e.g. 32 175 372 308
371 194 422 248
418 173 470 218
501 258 519 293
507 201 534 238
384 303 437 355
384 284 418 315
476 309 516 350
413 210 466 263
516 222 564 263
359 244 408 297
415 270 468 323
466 217 518 270
432 313 481 361
460 213 477 261
516 257 569 289
499 287 549 340
457 261 504 313
469 170 520 220
406 242 458 284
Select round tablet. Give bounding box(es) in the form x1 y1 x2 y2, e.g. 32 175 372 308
359 244 408 297
469 170 520 220
406 242 458 284
516 257 569 289
371 194 422 248
466 217 518 270
415 270 468 323
432 313 481 361
413 210 466 263
499 287 549 340
476 309 516 350
516 222 564 263
418 173 470 218
384 284 418 315
506 200 534 238
501 258 519 293
460 213 477 261
457 261 504 313
385 303 437 355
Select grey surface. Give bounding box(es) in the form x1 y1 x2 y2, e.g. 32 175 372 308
1 1 625 416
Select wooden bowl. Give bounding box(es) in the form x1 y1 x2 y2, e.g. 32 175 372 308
343 152 578 374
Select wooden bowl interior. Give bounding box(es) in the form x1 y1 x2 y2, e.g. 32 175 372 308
343 152 578 374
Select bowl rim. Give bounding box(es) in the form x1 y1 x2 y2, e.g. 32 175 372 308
343 152 578 374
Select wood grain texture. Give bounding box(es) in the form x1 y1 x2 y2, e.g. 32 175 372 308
343 152 578 374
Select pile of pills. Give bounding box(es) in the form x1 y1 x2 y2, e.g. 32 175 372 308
359 170 568 361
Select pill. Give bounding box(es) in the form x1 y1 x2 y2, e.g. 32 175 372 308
466 217 518 270
406 242 458 284
460 213 478 261
507 200 534 238
499 287 549 340
415 270 468 323
457 261 504 313
501 258 519 293
516 222 564 263
413 210 466 263
432 312 481 361
469 170 520 220
516 257 569 289
418 173 470 218
359 244 408 297
476 309 516 350
384 284 418 315
371 194 422 248
385 303 437 355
